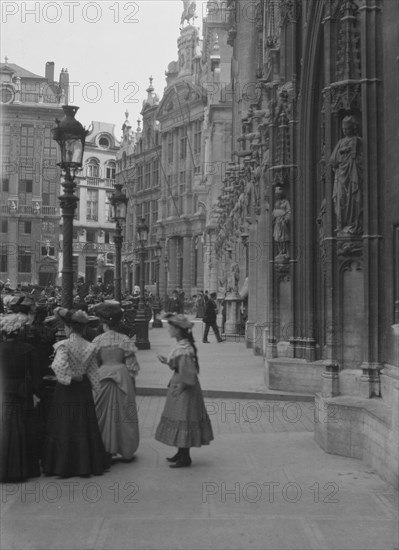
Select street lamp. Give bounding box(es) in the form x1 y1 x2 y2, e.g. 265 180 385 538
52 105 88 308
152 241 163 328
110 182 128 302
135 217 150 349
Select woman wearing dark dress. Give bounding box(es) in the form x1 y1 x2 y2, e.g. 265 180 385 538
42 308 110 478
0 314 42 482
155 313 214 468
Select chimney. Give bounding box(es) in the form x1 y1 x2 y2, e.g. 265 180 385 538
45 61 55 82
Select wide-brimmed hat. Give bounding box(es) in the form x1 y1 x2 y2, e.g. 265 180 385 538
163 313 194 330
0 313 29 335
54 307 91 325
93 300 123 323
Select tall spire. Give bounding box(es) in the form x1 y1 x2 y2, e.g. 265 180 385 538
122 110 131 131
143 76 159 109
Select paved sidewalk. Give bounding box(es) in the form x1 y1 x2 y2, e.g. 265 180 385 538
1 396 398 550
135 317 313 401
2 319 398 550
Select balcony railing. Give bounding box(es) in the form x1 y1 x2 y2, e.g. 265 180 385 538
72 242 116 253
0 204 59 216
83 177 115 188
42 206 58 216
86 177 101 186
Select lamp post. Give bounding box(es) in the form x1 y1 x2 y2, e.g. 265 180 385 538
135 217 150 349
110 182 128 303
152 241 163 328
52 105 88 308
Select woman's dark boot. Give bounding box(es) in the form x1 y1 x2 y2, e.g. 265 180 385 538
166 449 182 462
169 448 191 468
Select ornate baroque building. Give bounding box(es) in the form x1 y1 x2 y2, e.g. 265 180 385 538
0 60 68 286
116 3 232 303
216 0 398 486
117 80 162 294
155 23 207 300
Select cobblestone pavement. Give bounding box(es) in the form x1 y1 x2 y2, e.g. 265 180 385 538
1 397 398 550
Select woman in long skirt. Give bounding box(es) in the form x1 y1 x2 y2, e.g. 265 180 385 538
0 314 42 482
155 313 213 468
42 308 110 478
92 301 140 461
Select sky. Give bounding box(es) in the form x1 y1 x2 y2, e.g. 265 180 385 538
1 0 207 137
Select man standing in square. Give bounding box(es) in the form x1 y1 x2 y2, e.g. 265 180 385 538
202 292 223 343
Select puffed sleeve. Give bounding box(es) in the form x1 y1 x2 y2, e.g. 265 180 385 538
122 339 140 378
50 343 72 386
176 354 197 387
86 349 101 394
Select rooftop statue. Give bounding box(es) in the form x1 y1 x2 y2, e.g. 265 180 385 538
180 0 197 28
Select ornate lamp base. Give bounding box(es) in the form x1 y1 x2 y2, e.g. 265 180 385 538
152 298 163 328
135 309 151 350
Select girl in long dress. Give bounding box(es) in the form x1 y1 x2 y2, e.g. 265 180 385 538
42 308 110 478
0 314 42 482
92 301 140 461
155 313 214 468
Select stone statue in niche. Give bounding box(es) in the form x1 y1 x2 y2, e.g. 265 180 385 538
227 262 240 294
272 186 291 261
330 116 363 235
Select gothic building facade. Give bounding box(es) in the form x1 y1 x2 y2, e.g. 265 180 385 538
217 0 398 486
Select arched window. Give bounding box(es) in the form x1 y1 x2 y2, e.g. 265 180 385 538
87 158 100 178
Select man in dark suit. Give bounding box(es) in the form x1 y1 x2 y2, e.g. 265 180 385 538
202 292 223 343
168 290 182 314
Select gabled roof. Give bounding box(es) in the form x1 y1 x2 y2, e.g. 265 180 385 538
0 63 44 79
156 80 207 121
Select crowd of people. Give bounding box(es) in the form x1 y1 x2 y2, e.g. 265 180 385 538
0 279 214 482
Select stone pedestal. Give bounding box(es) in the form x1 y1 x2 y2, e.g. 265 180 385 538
253 323 264 355
321 362 340 397
223 292 241 341
245 320 255 348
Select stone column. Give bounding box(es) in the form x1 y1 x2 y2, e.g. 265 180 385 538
8 219 18 285
168 238 178 289
358 2 384 397
224 292 242 341
182 236 192 295
246 224 256 349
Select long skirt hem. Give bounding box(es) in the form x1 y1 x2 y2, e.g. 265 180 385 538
155 416 214 448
